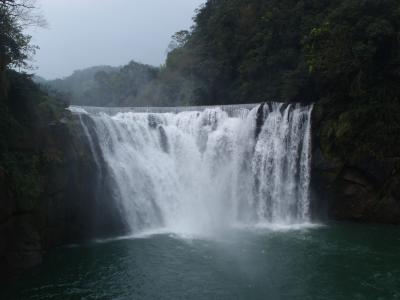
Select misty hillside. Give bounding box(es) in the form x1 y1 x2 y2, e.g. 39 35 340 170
42 62 158 107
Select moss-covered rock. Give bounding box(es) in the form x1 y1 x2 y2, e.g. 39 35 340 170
312 99 400 224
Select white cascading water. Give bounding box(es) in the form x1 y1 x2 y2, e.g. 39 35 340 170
70 103 313 236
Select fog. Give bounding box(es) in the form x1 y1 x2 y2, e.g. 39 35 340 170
30 0 205 79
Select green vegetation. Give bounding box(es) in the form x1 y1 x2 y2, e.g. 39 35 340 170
304 0 400 163
0 69 66 205
163 0 329 105
163 0 400 104
0 0 65 207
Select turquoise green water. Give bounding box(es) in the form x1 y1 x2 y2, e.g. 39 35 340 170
1 222 399 300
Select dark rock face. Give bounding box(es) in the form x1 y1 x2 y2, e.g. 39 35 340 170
0 113 126 277
1 215 43 273
158 126 170 154
255 103 266 139
311 104 400 224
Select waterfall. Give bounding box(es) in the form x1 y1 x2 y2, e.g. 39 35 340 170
69 103 313 235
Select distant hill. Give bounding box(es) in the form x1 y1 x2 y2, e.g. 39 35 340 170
32 75 48 85
41 65 119 106
42 62 158 107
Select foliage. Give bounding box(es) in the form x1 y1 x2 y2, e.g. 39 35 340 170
305 0 400 103
159 0 400 108
0 1 66 206
2 152 43 201
305 0 400 162
0 6 32 70
0 0 44 72
319 98 400 163
0 70 67 202
161 0 335 105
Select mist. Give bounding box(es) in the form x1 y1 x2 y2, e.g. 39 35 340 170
30 0 205 79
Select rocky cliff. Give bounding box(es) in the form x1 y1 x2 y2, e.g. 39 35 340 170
311 101 400 224
0 111 126 277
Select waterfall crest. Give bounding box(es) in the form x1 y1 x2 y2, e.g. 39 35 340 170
70 103 313 235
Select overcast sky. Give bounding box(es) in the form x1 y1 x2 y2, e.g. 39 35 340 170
29 0 205 79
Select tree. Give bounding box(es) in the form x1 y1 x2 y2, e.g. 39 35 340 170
1 0 45 26
305 0 400 102
0 0 45 70
167 30 190 52
0 0 45 97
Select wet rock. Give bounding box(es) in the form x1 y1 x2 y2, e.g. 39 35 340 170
3 215 43 273
158 126 170 153
0 113 127 277
0 167 13 224
311 102 400 224
148 114 162 129
255 103 266 139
